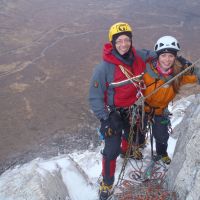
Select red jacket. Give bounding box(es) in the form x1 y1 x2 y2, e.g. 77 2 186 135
103 43 146 107
89 43 146 120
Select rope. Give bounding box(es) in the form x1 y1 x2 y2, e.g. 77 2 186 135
114 105 140 188
118 64 146 128
138 57 200 103
96 65 146 195
118 65 146 97
134 58 200 129
113 65 147 190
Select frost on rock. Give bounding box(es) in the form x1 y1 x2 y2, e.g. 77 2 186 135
167 94 200 200
0 158 68 200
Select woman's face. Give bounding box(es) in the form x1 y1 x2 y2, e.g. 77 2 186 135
158 52 176 71
115 35 131 55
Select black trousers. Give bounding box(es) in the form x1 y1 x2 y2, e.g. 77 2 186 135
101 109 145 186
148 115 170 156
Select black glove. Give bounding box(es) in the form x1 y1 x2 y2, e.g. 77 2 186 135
100 111 124 138
100 118 112 138
177 56 192 66
177 56 194 74
109 111 124 132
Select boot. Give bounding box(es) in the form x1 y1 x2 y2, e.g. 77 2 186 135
99 181 113 200
161 154 171 165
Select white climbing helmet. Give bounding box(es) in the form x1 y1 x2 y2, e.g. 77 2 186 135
154 35 180 55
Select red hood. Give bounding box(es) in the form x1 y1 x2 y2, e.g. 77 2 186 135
103 43 137 65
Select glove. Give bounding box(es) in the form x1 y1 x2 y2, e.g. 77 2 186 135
177 56 194 74
100 118 112 138
177 56 192 66
100 111 124 138
109 111 124 132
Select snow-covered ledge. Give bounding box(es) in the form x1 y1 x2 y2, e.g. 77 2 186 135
0 158 69 200
0 152 100 200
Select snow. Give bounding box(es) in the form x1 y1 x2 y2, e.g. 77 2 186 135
168 95 194 129
0 95 196 200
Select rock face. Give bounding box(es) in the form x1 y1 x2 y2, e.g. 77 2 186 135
167 94 200 200
0 159 69 200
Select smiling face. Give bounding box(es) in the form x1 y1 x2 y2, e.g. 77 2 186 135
114 34 132 55
158 52 176 71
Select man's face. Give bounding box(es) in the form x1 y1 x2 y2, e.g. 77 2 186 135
114 35 131 55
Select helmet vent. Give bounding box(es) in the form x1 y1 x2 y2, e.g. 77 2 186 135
159 43 164 47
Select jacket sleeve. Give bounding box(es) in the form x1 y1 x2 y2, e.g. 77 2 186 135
136 49 157 62
181 65 198 85
181 74 198 85
88 62 109 120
